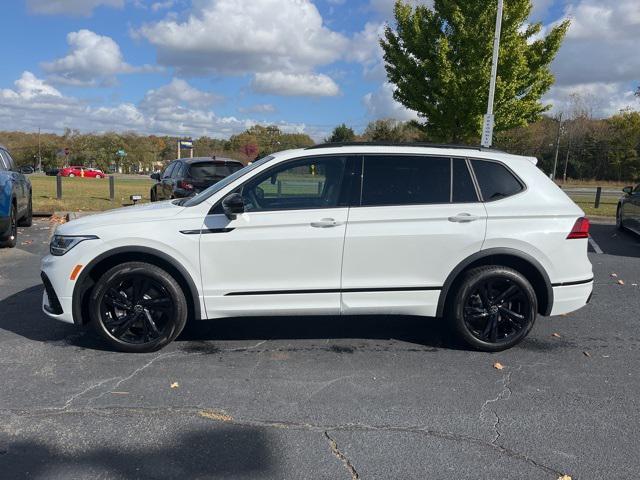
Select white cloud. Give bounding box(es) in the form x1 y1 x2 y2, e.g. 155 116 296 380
151 1 174 12
545 82 639 118
549 0 640 87
42 30 153 87
369 0 429 18
363 82 419 121
252 72 340 97
239 104 277 114
348 22 387 80
26 0 124 16
0 73 306 138
137 0 348 76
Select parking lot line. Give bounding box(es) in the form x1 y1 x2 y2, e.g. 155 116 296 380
589 236 604 254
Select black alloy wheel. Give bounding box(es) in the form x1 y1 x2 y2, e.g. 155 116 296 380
452 266 537 351
0 204 17 248
90 262 187 352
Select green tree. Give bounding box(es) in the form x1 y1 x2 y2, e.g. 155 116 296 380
326 124 356 143
381 0 570 143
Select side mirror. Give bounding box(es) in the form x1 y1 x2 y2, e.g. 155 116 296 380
622 186 633 195
222 193 245 219
150 173 160 181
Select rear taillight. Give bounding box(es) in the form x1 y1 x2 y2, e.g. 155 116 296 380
567 217 590 239
179 181 194 190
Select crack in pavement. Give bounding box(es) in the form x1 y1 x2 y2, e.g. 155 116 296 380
324 431 360 480
480 369 513 445
0 405 563 477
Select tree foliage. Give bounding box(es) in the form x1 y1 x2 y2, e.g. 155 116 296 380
381 0 570 143
326 124 356 143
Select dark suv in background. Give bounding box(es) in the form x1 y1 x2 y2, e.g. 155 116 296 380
150 157 244 202
0 145 33 248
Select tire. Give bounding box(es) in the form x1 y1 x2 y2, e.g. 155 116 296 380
450 266 537 352
89 262 188 353
95 175 103 179
0 203 18 248
616 205 626 231
18 194 33 227
150 189 156 202
69 173 75 178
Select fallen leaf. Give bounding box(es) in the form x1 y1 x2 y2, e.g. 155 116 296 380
199 410 233 422
170 382 179 389
493 362 505 370
558 475 572 480
611 273 618 278
617 279 625 285
552 333 561 338
21 240 33 245
583 351 591 358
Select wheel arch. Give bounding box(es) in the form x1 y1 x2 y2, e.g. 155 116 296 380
72 246 202 326
437 248 554 318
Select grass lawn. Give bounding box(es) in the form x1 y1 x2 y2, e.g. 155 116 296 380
30 175 154 213
567 194 617 218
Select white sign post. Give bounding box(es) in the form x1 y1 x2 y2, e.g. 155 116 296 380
481 0 503 148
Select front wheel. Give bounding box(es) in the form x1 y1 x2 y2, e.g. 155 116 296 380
89 262 188 352
450 266 537 352
18 195 33 227
68 173 75 178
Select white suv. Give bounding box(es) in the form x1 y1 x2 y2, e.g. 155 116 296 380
41 145 593 352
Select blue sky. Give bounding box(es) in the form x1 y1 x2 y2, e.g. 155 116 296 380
0 0 638 141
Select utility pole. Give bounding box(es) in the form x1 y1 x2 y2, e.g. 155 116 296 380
552 112 563 181
481 0 504 148
37 128 42 172
177 139 181 159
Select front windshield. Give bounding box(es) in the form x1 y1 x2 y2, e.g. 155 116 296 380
181 155 274 207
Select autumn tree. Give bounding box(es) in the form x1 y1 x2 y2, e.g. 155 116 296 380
381 0 570 143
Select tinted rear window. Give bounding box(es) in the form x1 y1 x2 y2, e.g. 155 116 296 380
471 159 523 201
189 162 243 179
361 155 450 206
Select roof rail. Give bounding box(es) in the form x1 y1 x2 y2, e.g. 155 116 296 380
305 141 505 153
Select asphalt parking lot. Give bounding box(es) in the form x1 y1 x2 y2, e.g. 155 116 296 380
1 218 639 479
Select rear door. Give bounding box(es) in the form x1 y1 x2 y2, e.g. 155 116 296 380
340 155 487 316
159 162 177 200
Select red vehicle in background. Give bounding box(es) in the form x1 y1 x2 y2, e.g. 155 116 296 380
59 166 105 178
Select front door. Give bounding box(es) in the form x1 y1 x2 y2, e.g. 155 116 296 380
198 155 357 318
340 155 487 317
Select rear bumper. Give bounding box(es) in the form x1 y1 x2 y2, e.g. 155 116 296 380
550 280 593 316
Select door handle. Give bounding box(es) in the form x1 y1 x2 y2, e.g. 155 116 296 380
311 218 342 228
448 213 480 223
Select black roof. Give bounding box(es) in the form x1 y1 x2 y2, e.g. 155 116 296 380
175 156 243 164
305 142 504 153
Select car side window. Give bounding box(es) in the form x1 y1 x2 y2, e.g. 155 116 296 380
452 158 478 203
0 151 8 171
361 155 450 206
163 163 176 179
241 156 348 212
173 162 185 178
470 159 523 201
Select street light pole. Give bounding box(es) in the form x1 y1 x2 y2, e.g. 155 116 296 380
481 0 504 148
552 112 563 181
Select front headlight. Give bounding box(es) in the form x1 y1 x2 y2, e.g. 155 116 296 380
50 235 99 256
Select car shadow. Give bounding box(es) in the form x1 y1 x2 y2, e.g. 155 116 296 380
589 223 640 258
0 285 460 352
2 426 272 479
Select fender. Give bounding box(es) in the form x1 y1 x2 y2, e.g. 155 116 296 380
72 245 202 325
436 247 554 317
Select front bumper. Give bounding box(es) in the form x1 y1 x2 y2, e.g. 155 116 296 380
549 280 594 316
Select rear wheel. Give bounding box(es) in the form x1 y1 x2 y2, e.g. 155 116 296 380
0 204 17 248
69 173 75 178
89 262 188 352
18 194 32 227
150 189 157 202
450 266 537 352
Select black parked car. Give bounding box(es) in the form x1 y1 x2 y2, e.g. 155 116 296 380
617 184 640 235
150 157 244 202
45 167 59 176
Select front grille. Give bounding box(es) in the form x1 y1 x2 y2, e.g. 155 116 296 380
41 272 63 315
